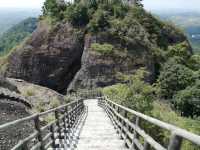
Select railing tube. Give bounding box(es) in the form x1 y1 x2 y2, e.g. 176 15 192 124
34 115 45 150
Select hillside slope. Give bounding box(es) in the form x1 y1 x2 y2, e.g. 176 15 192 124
0 9 40 36
0 17 37 56
157 11 200 53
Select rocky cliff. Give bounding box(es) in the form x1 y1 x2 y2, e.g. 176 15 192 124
5 21 84 93
2 5 191 93
68 31 155 91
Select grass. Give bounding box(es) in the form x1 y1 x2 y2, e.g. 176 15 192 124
151 101 200 150
50 98 61 108
90 43 114 56
21 85 36 97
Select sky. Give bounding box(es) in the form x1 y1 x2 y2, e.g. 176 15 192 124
143 0 200 12
0 0 45 9
0 0 199 12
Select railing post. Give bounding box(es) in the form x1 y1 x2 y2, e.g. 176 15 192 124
72 103 76 126
55 110 62 139
68 106 71 129
168 133 183 150
50 124 56 148
21 141 28 150
63 106 68 133
119 108 123 139
66 105 72 142
143 140 150 150
131 116 140 150
34 115 45 150
124 110 128 146
116 106 121 135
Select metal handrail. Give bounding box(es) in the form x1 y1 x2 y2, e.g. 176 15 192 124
99 97 200 150
0 99 85 150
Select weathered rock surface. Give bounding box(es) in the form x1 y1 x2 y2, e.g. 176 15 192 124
0 99 33 150
68 33 155 91
5 21 84 93
3 14 191 93
8 78 67 111
0 75 19 93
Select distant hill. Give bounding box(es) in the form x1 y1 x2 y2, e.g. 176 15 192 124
155 11 200 53
0 18 38 56
0 8 40 36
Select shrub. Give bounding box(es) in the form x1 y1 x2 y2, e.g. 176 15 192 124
103 68 154 114
66 3 89 27
35 100 46 112
43 0 66 20
166 42 191 59
87 8 110 32
109 16 151 50
157 58 194 98
129 7 184 49
151 101 200 150
90 43 114 55
50 98 61 108
173 82 200 118
188 54 200 71
22 86 36 97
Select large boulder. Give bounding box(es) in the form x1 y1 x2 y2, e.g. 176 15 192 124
5 21 84 93
68 32 155 91
8 78 67 112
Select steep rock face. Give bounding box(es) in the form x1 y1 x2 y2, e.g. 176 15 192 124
3 8 191 93
5 21 84 93
68 33 155 91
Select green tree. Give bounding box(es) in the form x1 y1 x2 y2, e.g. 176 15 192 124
43 0 66 20
103 68 154 114
65 3 89 27
188 54 200 71
166 42 191 59
87 8 110 32
173 81 200 118
157 58 194 98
